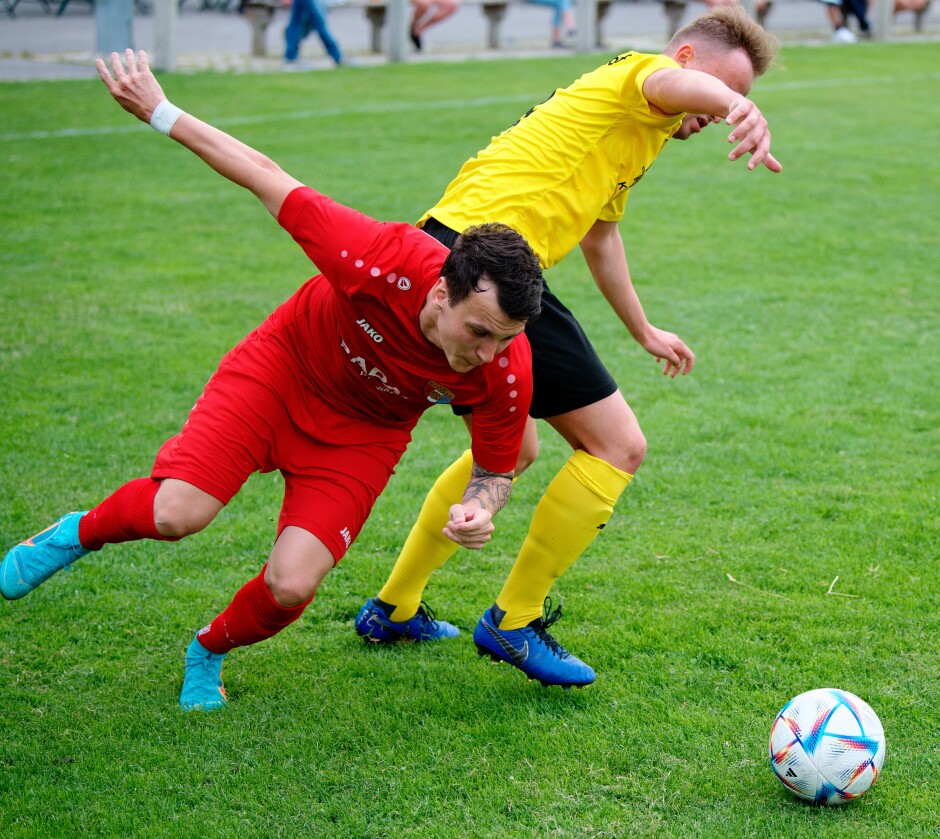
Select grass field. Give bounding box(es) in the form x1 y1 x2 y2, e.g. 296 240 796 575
1 41 939 837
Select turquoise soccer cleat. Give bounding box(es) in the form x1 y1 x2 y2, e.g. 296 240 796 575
1 511 90 600
355 597 460 643
179 636 228 711
473 599 595 688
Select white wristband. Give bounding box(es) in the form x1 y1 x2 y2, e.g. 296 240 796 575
150 100 184 136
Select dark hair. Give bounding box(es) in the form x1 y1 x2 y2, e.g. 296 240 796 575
441 223 543 322
670 6 779 77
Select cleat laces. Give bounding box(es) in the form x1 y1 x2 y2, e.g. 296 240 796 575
529 597 571 659
414 600 441 629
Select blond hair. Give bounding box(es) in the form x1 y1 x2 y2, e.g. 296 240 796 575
669 6 779 77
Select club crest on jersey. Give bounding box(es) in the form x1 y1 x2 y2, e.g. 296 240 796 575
424 381 455 404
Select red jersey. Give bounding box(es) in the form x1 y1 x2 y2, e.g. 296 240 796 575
242 186 532 474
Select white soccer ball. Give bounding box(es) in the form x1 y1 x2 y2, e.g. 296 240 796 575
769 688 886 805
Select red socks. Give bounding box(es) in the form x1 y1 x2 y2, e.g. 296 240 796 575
196 566 312 655
78 477 174 551
78 480 310 654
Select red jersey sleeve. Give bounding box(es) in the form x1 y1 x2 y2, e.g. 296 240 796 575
277 186 441 296
468 335 533 474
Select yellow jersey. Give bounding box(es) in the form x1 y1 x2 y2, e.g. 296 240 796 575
419 51 683 269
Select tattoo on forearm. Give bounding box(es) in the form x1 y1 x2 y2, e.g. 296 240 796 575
463 464 513 515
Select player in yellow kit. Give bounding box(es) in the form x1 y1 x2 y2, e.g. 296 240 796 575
355 7 781 687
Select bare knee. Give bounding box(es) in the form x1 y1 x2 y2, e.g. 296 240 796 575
549 395 647 475
618 426 647 475
265 572 319 608
264 526 335 608
264 562 330 608
581 423 646 475
152 480 221 539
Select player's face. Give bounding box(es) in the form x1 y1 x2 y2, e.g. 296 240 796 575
673 113 722 140
433 280 526 373
673 46 755 141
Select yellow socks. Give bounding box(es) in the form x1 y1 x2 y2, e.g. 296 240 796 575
377 448 631 629
378 449 472 621
495 450 632 629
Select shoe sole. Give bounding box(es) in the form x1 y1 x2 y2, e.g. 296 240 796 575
180 699 228 712
474 642 593 690
356 617 407 644
356 611 459 645
360 630 453 645
360 633 416 645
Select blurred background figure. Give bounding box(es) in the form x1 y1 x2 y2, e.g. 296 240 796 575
818 0 872 41
527 0 577 47
823 0 930 41
894 0 930 30
284 0 344 67
529 0 575 47
666 0 773 38
410 0 460 50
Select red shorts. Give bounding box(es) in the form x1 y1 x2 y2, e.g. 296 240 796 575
152 334 407 563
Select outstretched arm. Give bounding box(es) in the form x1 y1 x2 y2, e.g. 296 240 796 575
442 462 513 550
580 219 694 377
643 66 781 173
96 50 303 217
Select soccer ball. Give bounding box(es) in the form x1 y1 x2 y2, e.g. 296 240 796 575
769 688 886 805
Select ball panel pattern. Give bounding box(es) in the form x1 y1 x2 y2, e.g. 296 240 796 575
769 688 885 805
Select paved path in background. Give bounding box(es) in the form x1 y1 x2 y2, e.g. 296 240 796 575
0 0 936 80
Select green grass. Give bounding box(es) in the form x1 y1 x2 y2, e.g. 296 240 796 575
1 42 939 837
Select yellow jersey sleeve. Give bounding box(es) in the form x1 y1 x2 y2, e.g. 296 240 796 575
419 52 682 269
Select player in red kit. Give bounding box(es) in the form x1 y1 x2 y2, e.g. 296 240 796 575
0 50 543 712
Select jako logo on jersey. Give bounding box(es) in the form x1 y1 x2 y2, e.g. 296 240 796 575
340 527 352 548
356 318 384 343
619 164 650 193
424 381 455 404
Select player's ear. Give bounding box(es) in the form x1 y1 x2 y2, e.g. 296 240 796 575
432 276 449 310
674 43 695 66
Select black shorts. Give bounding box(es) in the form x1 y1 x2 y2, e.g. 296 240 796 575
423 217 617 420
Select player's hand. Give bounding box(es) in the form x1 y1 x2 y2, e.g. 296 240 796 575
726 98 782 173
95 49 168 124
443 504 495 550
641 326 695 377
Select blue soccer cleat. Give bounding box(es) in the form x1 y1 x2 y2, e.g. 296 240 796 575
180 636 228 711
1 511 91 600
355 597 460 643
473 599 595 688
